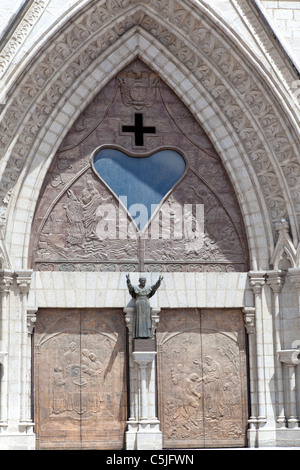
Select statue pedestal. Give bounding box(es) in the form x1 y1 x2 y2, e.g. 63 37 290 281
126 420 162 451
126 351 162 450
124 306 162 450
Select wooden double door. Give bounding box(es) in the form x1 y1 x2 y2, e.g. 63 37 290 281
34 309 127 450
34 307 248 449
156 308 248 449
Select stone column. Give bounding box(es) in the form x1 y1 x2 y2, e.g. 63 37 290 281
267 270 286 426
16 270 33 432
124 306 162 450
243 307 257 432
0 270 14 430
27 309 37 419
248 271 267 426
277 350 299 428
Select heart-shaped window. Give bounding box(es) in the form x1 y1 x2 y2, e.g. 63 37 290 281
92 147 186 230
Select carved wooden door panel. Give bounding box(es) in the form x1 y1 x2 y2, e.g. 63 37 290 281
34 309 127 450
157 309 248 449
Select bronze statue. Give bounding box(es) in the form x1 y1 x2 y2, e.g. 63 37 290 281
126 274 163 339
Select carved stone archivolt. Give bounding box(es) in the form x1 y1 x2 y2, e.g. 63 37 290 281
0 0 46 78
29 60 248 273
1 0 300 249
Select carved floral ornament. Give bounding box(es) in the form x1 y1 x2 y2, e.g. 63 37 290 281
0 0 299 247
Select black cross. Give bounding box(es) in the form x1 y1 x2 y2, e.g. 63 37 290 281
122 113 156 146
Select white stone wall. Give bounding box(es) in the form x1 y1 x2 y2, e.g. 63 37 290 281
27 272 253 311
0 0 26 36
260 1 300 64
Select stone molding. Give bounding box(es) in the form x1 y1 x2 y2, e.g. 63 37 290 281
0 1 47 79
0 270 14 293
15 270 33 295
248 271 266 294
243 306 256 334
27 309 37 335
0 0 299 254
266 269 286 293
277 349 300 367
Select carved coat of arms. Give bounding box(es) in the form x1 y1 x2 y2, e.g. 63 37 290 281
118 70 159 109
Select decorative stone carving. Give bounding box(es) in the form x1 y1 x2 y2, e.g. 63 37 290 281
0 190 13 269
271 219 297 270
16 270 32 295
248 271 266 295
0 270 14 293
156 308 248 449
29 60 248 273
0 0 46 78
267 270 286 293
118 68 159 110
34 308 127 450
27 310 37 335
243 307 255 334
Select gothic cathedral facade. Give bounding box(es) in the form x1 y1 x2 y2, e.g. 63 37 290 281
0 0 300 450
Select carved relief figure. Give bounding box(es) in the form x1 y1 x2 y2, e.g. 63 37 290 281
157 309 247 447
63 190 84 247
126 274 163 338
201 356 225 420
50 341 104 417
170 364 186 422
182 373 202 425
81 349 103 414
52 365 67 414
64 341 78 365
81 179 104 241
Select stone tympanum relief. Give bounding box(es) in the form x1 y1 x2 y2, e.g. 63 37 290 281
156 308 248 449
29 59 248 273
34 309 127 450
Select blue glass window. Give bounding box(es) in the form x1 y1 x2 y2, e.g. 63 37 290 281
93 148 186 230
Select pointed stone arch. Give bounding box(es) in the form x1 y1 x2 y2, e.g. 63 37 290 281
0 0 299 270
